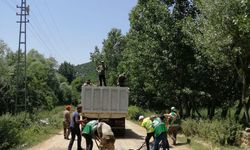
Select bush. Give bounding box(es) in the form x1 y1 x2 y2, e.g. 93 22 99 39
0 106 64 150
182 118 242 146
0 114 23 150
128 106 145 120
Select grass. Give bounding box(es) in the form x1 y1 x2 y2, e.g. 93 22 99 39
12 106 65 150
177 136 244 150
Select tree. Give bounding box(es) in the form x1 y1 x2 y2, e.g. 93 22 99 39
102 28 126 85
58 61 76 84
90 46 103 66
189 0 250 124
121 0 174 109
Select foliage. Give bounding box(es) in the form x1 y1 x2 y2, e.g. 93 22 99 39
59 82 72 105
128 106 145 120
70 76 85 100
0 41 69 114
58 61 76 84
0 106 63 150
0 114 22 150
182 119 242 146
74 61 98 83
90 28 126 86
26 50 61 111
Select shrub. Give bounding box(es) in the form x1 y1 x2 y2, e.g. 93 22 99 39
182 118 242 146
0 114 23 150
128 106 144 120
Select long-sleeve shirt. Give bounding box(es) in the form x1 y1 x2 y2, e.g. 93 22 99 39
141 117 154 133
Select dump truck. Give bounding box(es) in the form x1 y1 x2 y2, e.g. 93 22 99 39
81 86 129 135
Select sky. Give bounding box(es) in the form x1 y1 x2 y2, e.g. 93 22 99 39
0 0 137 65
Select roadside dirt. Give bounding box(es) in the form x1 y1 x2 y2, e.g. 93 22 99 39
29 120 191 150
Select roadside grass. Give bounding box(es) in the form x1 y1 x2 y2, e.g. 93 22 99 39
177 136 244 150
12 106 65 150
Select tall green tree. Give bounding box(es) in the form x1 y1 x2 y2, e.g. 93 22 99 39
102 28 126 85
58 61 76 84
121 0 174 109
189 0 250 124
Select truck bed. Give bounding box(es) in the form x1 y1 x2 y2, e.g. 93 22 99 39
81 86 129 118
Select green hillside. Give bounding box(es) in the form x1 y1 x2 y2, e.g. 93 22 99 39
75 61 98 83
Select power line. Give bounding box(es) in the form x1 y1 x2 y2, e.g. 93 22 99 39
28 0 68 62
1 0 16 12
43 0 76 63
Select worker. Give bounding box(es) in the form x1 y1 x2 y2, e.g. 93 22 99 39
63 105 71 140
83 79 93 86
96 61 107 86
117 73 126 87
164 106 181 145
151 115 169 150
82 120 99 150
138 115 154 150
68 105 84 150
97 121 116 150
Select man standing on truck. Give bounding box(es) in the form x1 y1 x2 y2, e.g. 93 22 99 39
138 115 154 150
68 105 84 150
96 61 107 86
117 73 126 87
63 105 71 140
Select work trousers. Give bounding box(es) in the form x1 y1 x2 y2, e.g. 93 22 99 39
68 127 82 150
168 125 181 145
63 121 71 139
99 75 106 86
145 132 154 150
152 132 169 150
83 133 93 150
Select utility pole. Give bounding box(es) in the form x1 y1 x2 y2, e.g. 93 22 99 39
15 0 29 113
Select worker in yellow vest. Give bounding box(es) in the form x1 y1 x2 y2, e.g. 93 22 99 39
138 115 154 150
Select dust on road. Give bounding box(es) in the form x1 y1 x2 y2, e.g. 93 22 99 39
29 120 190 150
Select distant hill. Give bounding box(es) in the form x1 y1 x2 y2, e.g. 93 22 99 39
75 61 98 83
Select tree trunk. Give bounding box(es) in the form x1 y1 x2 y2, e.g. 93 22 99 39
241 71 249 125
235 100 243 122
221 105 228 118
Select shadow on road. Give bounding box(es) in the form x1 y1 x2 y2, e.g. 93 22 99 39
174 142 189 146
116 129 144 140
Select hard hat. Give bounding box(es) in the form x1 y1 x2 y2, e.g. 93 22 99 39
171 107 176 112
138 115 144 121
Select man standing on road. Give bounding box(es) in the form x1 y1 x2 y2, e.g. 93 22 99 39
82 120 99 150
96 61 107 86
97 121 116 150
151 115 169 150
164 107 181 145
138 115 154 150
68 105 84 150
63 105 71 140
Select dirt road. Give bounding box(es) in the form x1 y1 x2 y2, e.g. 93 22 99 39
29 120 191 150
